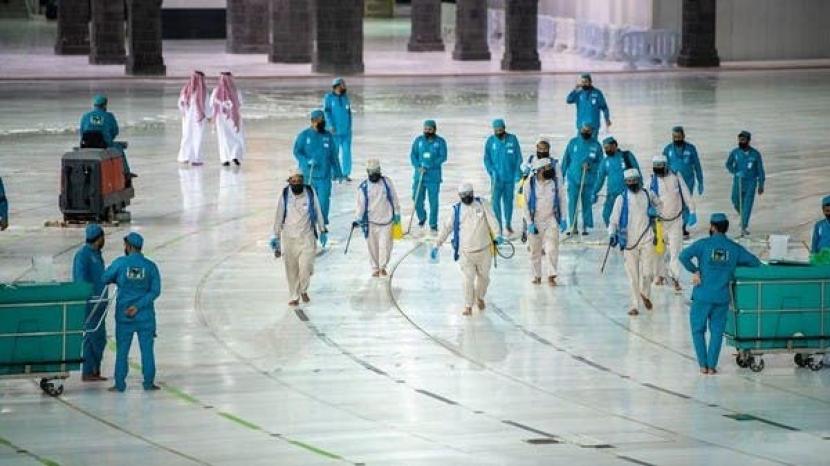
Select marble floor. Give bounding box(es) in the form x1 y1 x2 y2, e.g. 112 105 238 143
0 70 829 465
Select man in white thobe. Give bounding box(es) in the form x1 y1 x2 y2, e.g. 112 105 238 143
609 169 657 316
432 183 503 316
354 159 401 277
211 71 245 167
272 169 327 306
177 71 212 165
522 157 568 286
648 154 697 291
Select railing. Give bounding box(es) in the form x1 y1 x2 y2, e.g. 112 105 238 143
619 29 681 69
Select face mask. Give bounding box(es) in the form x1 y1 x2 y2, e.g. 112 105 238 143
290 184 304 195
315 121 325 132
424 131 434 138
825 213 830 221
581 85 591 90
542 169 555 180
461 195 474 205
604 150 615 156
738 141 749 150
536 151 549 158
368 173 381 183
123 248 129 256
339 89 347 95
626 183 640 192
673 139 684 146
581 132 592 140
654 167 667 177
709 228 715 237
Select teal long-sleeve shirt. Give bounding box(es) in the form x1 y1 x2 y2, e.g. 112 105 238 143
725 146 765 190
293 127 342 180
483 133 522 183
593 150 640 197
102 252 161 324
561 136 602 185
410 134 448 184
663 141 703 194
80 108 119 147
679 233 761 305
812 218 830 254
72 244 107 299
322 92 352 136
566 87 610 131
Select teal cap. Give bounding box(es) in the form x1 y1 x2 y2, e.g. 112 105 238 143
492 118 505 129
124 232 144 249
822 195 830 207
580 73 592 81
738 130 751 140
310 109 324 120
602 136 616 145
710 213 728 223
672 126 684 133
423 119 436 129
332 77 344 87
85 223 103 241
92 95 107 107
581 121 594 130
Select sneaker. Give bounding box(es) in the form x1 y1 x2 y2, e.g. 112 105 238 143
222 162 230 167
232 159 240 166
144 384 161 391
108 386 124 392
581 230 589 236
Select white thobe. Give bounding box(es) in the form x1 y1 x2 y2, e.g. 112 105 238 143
355 177 401 272
177 94 213 164
437 200 499 308
210 89 245 163
273 187 324 301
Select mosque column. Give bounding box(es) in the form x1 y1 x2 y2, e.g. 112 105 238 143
677 0 720 67
226 0 270 53
501 0 541 71
55 0 89 55
313 0 365 75
269 0 311 63
89 0 125 64
408 0 444 52
126 0 166 75
452 0 490 60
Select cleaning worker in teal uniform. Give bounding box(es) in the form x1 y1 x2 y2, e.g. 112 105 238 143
72 224 108 381
293 109 343 225
0 175 8 231
410 119 448 233
80 94 134 181
483 118 522 235
566 73 611 137
561 122 602 235
323 77 353 181
663 126 703 238
592 136 640 227
680 213 761 375
102 232 161 392
811 195 830 254
725 130 765 236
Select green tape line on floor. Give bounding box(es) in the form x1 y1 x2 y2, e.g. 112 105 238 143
217 412 262 431
0 435 61 466
287 440 343 460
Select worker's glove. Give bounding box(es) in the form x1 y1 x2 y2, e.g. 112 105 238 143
269 235 280 251
429 247 439 261
647 206 658 218
527 223 539 235
697 182 704 196
559 219 568 232
494 236 506 245
609 234 619 248
687 212 698 228
351 220 361 229
758 186 764 195
319 232 328 248
307 160 316 168
591 193 598 204
393 214 401 224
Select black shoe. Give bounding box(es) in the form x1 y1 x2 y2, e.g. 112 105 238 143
144 384 161 391
581 230 589 236
418 221 426 228
222 162 230 167
233 159 240 166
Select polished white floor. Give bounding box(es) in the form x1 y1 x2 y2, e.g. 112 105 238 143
0 71 829 465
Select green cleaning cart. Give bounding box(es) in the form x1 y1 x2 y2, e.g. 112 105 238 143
0 281 106 395
727 264 830 372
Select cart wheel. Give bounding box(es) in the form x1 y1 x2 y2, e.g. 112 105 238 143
39 379 64 397
749 357 765 373
806 357 824 372
794 353 806 368
736 352 750 368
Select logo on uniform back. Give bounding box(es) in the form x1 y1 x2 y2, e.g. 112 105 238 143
711 249 729 263
127 267 146 281
91 115 103 126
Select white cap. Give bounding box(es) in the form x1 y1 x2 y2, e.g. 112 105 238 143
287 167 303 179
366 158 381 172
652 154 667 164
536 135 551 145
531 157 551 171
623 168 640 180
458 182 474 194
